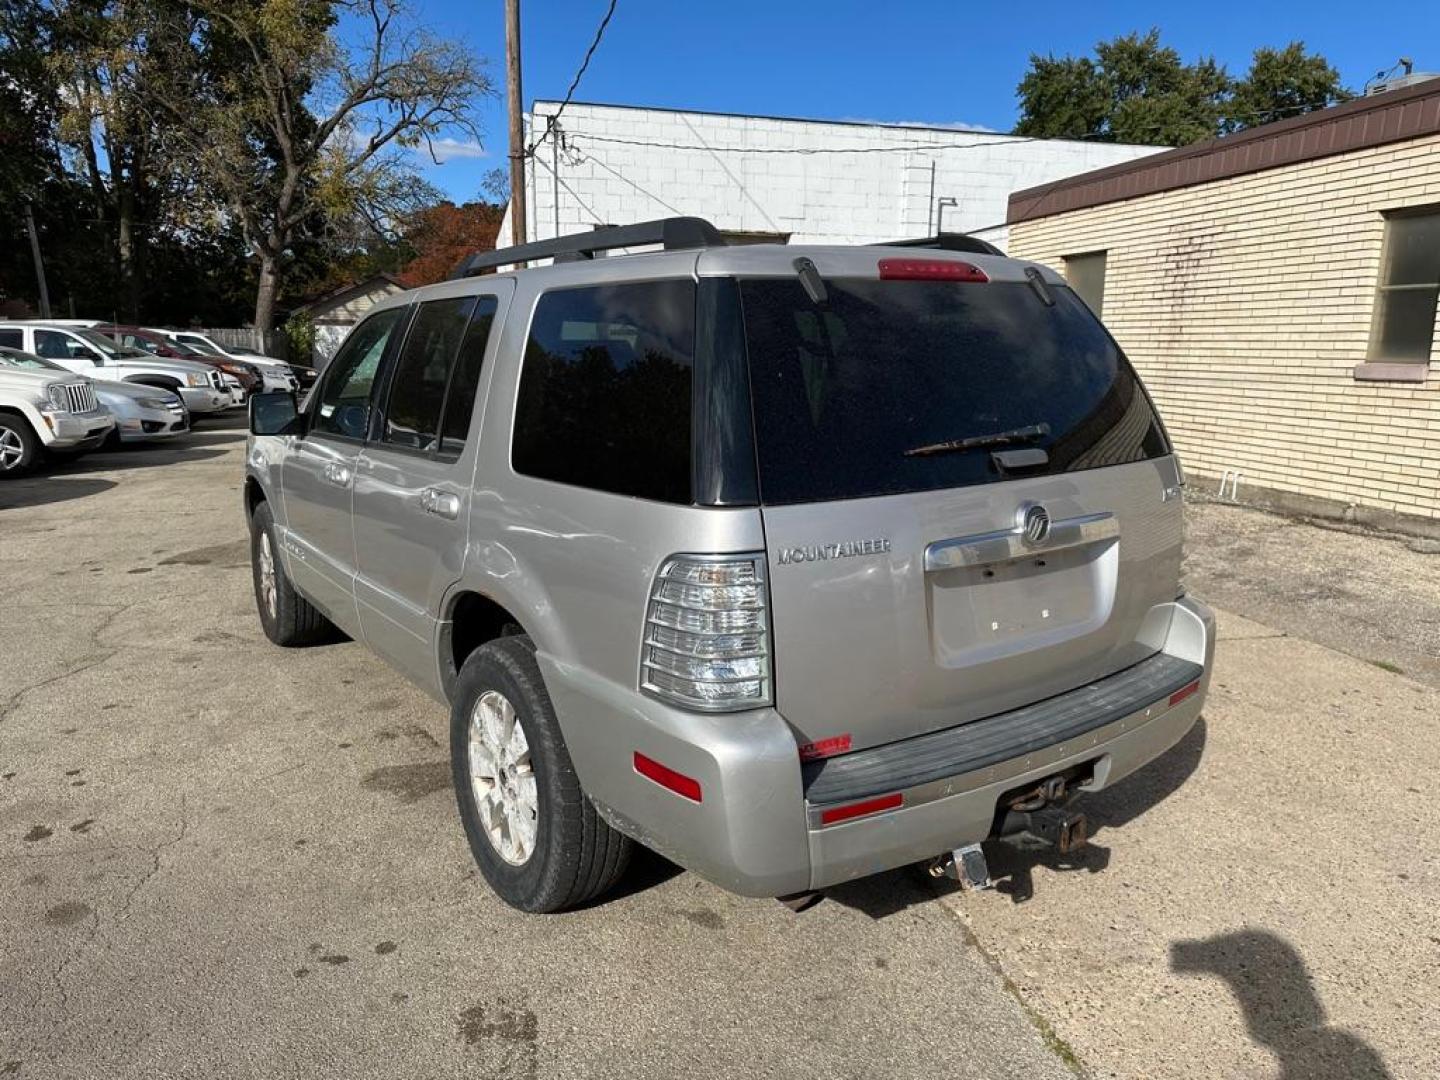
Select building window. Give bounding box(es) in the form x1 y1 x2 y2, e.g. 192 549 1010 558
1063 251 1107 317
1369 208 1440 364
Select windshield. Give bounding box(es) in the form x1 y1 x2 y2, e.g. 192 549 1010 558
180 336 224 356
75 329 124 356
739 278 1169 504
0 348 67 372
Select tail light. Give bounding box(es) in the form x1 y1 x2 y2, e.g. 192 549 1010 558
641 553 771 712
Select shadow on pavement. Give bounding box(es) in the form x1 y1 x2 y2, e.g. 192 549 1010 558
577 845 684 910
44 445 228 475
985 716 1208 903
825 863 942 919
1172 929 1392 1079
0 475 118 510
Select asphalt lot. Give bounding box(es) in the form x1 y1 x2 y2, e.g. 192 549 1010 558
3 419 1436 1079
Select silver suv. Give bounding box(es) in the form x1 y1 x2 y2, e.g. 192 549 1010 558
245 219 1214 913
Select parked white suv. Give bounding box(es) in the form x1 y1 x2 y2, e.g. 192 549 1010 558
0 323 230 415
0 363 115 476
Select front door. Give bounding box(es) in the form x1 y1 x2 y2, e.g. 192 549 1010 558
279 306 409 634
353 285 510 691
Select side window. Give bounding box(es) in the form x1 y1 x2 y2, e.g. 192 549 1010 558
0 329 21 348
381 296 476 452
512 280 694 503
36 330 86 362
311 307 407 440
438 296 499 456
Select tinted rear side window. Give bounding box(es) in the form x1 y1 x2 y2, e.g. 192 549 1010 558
739 279 1168 504
513 280 694 503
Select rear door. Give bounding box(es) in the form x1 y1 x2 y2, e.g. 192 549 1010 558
738 268 1183 754
280 306 409 633
352 284 510 691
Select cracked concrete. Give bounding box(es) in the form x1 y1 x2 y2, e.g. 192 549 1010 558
0 418 1073 1080
3 421 1433 1080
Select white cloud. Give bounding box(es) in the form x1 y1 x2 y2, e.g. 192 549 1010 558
421 137 490 163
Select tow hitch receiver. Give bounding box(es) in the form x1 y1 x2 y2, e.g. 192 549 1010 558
928 843 992 890
1031 805 1088 854
997 770 1091 855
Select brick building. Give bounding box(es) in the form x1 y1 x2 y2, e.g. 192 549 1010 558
500 101 1161 251
1006 79 1440 531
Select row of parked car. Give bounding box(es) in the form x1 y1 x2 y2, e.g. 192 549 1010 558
0 320 318 477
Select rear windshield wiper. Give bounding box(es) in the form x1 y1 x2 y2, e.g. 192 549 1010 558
903 422 1051 458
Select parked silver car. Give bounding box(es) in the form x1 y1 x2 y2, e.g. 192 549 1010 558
0 347 188 444
244 219 1214 913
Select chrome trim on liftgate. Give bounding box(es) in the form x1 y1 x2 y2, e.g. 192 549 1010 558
923 511 1117 572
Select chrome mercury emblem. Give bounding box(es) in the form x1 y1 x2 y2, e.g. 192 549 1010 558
1017 503 1051 546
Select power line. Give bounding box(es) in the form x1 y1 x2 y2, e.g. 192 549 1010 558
555 94 1348 158
526 0 616 157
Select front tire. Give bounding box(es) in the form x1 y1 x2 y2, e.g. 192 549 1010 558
451 636 631 912
248 500 336 646
0 415 39 478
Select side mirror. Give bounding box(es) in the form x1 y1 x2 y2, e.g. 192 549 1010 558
250 391 300 436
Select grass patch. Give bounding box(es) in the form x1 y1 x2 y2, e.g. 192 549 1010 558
1368 659 1405 675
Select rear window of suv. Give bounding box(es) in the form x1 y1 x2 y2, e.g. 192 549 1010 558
738 277 1168 504
513 280 694 503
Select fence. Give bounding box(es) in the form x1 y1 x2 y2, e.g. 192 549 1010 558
193 327 288 363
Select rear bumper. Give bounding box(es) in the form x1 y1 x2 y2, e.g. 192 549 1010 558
542 595 1215 898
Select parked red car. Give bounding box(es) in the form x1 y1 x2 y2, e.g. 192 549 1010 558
96 325 262 395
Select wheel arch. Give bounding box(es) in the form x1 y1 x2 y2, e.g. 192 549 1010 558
244 473 267 519
438 589 532 703
0 404 43 440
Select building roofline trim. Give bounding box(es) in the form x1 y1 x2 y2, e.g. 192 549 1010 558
1007 76 1440 225
527 98 1161 151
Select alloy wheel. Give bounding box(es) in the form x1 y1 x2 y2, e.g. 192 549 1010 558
467 690 539 866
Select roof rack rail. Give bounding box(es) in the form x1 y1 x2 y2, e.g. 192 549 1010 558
452 216 726 278
874 232 1004 257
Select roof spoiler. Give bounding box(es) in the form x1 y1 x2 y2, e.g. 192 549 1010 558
874 232 1004 257
451 216 727 278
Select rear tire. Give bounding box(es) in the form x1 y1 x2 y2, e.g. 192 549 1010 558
249 500 336 646
451 636 631 912
0 415 39 478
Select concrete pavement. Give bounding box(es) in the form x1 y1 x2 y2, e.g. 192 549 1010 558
2 420 1435 1078
1 419 1072 1080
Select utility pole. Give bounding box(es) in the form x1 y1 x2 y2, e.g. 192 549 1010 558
23 203 52 318
505 0 527 248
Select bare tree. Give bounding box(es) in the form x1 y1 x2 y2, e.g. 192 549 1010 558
150 0 492 333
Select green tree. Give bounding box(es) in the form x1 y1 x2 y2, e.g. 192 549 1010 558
145 0 492 335
1016 30 1350 147
1225 43 1350 132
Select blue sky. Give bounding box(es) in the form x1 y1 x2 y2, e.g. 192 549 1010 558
409 0 1440 202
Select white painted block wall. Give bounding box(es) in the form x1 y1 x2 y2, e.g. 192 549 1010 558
497 102 1162 253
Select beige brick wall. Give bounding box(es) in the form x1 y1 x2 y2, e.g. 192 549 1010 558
1009 134 1440 520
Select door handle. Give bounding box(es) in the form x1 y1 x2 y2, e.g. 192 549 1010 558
323 462 352 487
420 488 461 520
